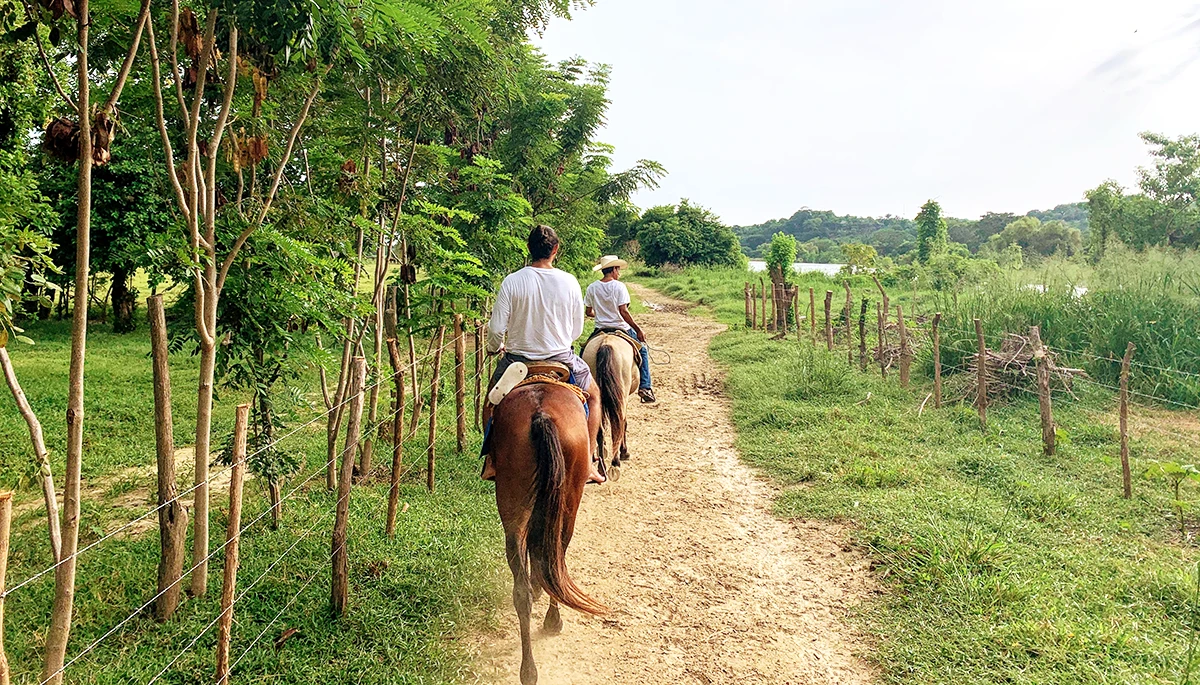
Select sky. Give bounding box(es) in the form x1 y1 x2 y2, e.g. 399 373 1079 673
532 0 1200 226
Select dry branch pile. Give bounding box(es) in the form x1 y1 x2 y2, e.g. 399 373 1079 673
951 332 1086 402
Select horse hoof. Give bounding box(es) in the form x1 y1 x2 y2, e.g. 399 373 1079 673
542 615 564 635
520 660 538 685
608 465 621 482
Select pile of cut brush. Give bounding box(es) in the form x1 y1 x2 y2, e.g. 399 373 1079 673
950 332 1087 402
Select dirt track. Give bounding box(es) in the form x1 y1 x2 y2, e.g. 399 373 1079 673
471 285 875 684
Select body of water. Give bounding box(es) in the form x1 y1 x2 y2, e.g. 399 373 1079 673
747 260 844 277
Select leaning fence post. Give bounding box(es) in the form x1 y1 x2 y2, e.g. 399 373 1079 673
427 327 448 492
386 339 406 537
975 318 988 433
1120 342 1135 499
897 305 911 389
148 295 187 622
877 302 886 377
454 314 466 454
1030 326 1056 456
932 312 943 408
215 404 249 683
0 490 11 685
332 357 367 616
858 298 868 371
824 291 834 351
872 273 889 325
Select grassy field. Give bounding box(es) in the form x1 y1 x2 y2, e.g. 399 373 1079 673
633 264 1200 684
0 314 507 684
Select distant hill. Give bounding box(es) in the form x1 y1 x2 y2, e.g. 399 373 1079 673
734 202 1088 258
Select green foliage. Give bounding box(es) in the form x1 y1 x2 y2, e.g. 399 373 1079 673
981 216 1082 262
765 231 797 276
915 199 948 264
840 242 877 274
635 200 743 268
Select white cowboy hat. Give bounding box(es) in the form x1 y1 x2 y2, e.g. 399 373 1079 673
593 255 629 272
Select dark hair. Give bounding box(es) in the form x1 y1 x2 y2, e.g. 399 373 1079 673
527 225 559 261
602 266 618 276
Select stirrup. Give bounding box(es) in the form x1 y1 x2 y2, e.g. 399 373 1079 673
488 362 528 405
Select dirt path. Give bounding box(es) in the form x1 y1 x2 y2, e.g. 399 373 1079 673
471 285 876 684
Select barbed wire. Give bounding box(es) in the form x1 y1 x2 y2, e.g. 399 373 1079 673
4 333 460 599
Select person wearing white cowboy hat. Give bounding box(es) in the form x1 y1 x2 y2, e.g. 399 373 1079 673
584 255 656 403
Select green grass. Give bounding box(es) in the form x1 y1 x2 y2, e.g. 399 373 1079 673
634 265 1200 684
0 314 506 683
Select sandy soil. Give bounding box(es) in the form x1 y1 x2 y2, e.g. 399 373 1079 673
470 285 876 684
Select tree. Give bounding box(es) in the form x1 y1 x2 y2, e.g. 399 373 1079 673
1137 131 1200 246
765 232 796 279
636 200 742 268
841 242 877 273
915 199 948 264
983 216 1082 261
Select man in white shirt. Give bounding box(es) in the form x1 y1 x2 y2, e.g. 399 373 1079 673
584 256 656 403
481 225 604 483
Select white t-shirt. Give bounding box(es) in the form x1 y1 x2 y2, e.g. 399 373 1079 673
488 266 584 359
584 279 631 330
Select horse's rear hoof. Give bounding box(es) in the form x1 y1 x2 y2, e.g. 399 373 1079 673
608 464 621 482
542 612 564 635
520 660 538 685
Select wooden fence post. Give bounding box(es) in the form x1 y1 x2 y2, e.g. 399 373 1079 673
744 283 752 328
777 283 788 335
751 283 758 330
974 318 988 433
386 339 406 537
807 288 815 342
844 282 853 365
794 289 802 342
858 298 868 371
215 404 249 684
1029 326 1056 456
823 291 834 351
148 295 187 622
897 305 911 389
877 302 886 377
760 277 768 330
932 313 943 408
872 273 889 325
1120 342 1135 499
0 491 11 685
427 327 447 492
454 314 466 454
474 320 484 430
332 357 366 616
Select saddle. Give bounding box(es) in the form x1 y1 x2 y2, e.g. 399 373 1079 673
524 360 571 383
596 329 642 357
490 360 589 407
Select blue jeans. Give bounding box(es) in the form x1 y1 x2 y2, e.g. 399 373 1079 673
628 329 653 391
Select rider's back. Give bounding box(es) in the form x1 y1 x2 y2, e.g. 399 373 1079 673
491 265 583 360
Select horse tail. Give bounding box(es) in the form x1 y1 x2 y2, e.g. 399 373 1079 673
527 410 607 615
596 343 623 441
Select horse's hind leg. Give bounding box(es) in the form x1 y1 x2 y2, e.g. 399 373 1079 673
506 533 538 685
543 597 563 635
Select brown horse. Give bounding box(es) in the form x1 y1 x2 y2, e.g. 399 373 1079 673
488 382 606 684
582 333 640 478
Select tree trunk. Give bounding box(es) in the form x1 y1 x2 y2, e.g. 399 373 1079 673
332 357 366 616
360 232 387 480
190 329 216 597
111 265 136 333
43 2 92 678
0 348 61 562
386 338 406 538
214 404 248 683
149 296 187 621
